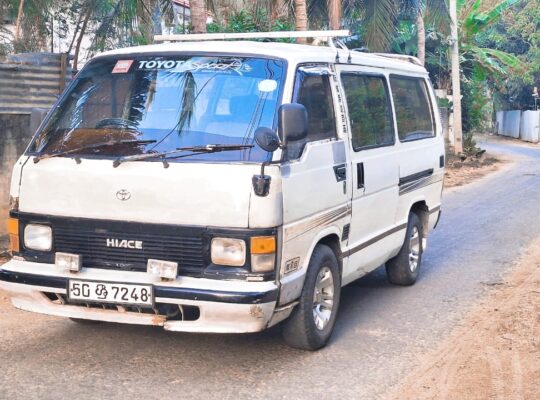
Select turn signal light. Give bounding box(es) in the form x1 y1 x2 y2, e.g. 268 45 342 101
250 236 276 273
250 236 276 254
7 218 19 253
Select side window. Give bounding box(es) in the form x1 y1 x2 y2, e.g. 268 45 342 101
341 73 395 150
284 69 337 160
389 76 435 141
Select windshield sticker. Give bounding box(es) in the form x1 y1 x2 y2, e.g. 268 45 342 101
137 58 253 74
112 60 134 74
258 79 278 93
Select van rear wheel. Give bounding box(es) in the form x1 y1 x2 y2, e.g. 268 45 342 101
386 212 423 286
282 244 341 351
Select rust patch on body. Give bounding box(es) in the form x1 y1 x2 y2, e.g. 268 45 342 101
152 315 167 325
249 305 265 319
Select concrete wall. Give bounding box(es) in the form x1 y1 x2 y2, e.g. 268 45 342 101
521 111 540 143
496 110 540 143
498 110 522 138
0 114 32 249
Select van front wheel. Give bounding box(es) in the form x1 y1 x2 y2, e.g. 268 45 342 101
282 244 341 351
386 212 423 286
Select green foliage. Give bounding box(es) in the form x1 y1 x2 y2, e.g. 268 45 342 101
489 0 540 110
459 0 525 88
206 7 294 42
391 21 418 55
461 79 490 134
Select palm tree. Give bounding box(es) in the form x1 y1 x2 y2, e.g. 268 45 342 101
190 0 207 33
321 0 448 57
294 0 308 42
327 0 341 29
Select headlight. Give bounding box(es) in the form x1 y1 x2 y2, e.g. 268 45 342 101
24 224 52 251
211 238 246 266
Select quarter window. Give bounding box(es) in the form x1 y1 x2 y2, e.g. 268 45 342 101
341 73 395 150
390 76 435 141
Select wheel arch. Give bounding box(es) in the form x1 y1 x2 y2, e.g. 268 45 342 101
410 200 429 236
304 227 344 277
317 233 343 276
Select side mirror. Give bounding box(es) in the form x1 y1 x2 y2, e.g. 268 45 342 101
278 103 308 144
254 127 280 153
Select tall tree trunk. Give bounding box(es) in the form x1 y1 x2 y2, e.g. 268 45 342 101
15 0 25 41
190 0 207 34
73 7 91 72
449 0 463 154
272 0 287 21
327 0 341 30
215 0 230 26
294 0 307 43
416 11 425 65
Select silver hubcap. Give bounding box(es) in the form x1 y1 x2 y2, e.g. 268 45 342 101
313 266 334 331
409 226 421 272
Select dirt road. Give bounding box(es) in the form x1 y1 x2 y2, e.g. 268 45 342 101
390 236 540 399
1 137 539 399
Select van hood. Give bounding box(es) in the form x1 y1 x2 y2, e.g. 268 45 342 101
18 158 268 228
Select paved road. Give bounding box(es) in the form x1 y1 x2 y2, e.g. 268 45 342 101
1 137 540 400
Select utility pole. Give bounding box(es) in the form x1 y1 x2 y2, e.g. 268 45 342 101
450 0 463 153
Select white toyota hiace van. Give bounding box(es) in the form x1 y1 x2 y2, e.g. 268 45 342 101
1 33 444 350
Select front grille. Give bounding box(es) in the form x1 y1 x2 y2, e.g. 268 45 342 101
20 214 207 277
55 227 205 275
14 212 278 281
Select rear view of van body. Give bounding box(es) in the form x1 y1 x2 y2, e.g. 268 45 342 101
1 38 444 350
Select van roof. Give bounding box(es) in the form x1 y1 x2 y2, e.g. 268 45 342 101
96 41 427 74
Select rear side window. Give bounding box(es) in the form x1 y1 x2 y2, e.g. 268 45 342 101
341 73 395 150
389 76 435 141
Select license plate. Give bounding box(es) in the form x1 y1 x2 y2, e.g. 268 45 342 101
67 280 153 306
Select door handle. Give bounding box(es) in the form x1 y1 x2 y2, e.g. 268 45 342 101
357 162 365 189
333 164 347 182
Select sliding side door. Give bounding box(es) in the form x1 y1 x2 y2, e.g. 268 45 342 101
336 66 402 284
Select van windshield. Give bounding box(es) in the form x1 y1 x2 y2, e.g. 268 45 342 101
30 55 285 162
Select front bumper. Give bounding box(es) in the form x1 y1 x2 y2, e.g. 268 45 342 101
0 259 280 333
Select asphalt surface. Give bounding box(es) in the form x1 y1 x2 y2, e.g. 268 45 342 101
1 137 540 400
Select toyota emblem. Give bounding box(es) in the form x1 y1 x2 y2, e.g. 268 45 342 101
116 189 131 201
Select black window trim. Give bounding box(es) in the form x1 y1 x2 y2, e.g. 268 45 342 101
340 71 396 152
291 62 339 142
389 73 437 144
281 63 339 162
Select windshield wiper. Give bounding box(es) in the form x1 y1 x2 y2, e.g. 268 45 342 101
33 140 157 163
112 144 255 168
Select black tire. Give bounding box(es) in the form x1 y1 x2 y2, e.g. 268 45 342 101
282 244 341 351
386 212 424 286
69 318 104 325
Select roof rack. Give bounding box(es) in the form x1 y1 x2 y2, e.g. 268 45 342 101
371 53 423 67
154 30 350 42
